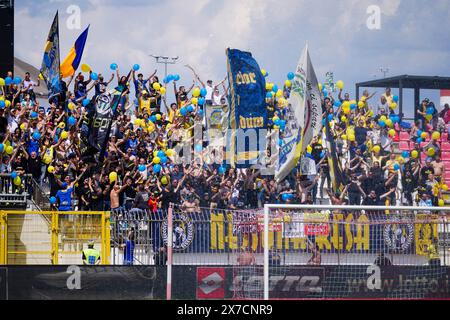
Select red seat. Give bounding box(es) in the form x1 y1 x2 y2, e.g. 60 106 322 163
441 142 450 152
442 152 450 161
393 133 400 142
399 132 410 141
399 141 410 151
445 172 450 181
420 142 428 149
443 161 450 169
440 133 448 142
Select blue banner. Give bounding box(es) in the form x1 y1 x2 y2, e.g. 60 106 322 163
40 12 61 101
226 48 267 168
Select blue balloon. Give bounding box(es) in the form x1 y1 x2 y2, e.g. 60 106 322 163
350 103 356 110
320 151 326 158
139 164 146 172
30 111 38 119
417 138 423 143
334 100 341 108
200 88 207 97
133 64 140 71
379 121 386 127
417 130 423 137
218 166 226 175
328 114 334 122
0 144 4 153
68 116 76 126
279 139 283 146
281 194 291 202
322 119 326 126
187 105 194 113
279 120 286 128
393 95 399 103
157 151 166 158
50 197 57 205
274 119 281 126
91 73 99 81
426 107 434 115
160 156 168 164
394 164 400 171
198 98 205 106
272 85 279 93
402 151 410 158
150 115 157 123
266 92 273 99
153 164 162 174
195 144 203 152
110 63 118 70
83 99 90 107
0 101 5 109
323 89 328 98
32 132 41 140
174 74 180 81
13 77 22 85
287 72 295 80
11 171 18 179
5 77 12 85
198 109 204 117
180 107 187 116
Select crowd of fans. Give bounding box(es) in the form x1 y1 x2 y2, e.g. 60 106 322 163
0 66 449 214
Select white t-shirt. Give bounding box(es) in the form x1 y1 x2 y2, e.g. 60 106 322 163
23 79 37 91
205 85 213 101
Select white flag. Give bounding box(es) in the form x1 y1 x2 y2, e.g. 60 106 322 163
275 44 322 182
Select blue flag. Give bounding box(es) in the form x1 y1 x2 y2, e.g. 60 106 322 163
40 12 61 101
226 48 267 168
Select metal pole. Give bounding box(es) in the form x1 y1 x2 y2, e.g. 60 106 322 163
264 205 269 301
166 203 174 300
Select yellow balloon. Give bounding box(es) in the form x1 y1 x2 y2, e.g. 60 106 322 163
153 157 161 164
342 101 350 109
20 123 26 131
68 102 75 110
153 82 161 91
411 150 419 159
349 100 357 105
442 184 449 191
358 101 365 109
425 114 433 121
59 122 65 129
284 80 292 88
134 118 142 126
261 69 267 77
266 83 271 91
348 135 356 142
380 116 387 122
427 148 435 157
360 96 367 102
306 145 313 153
156 114 162 121
48 166 55 173
191 97 198 105
61 131 69 140
373 145 381 153
386 119 393 128
166 149 175 157
160 87 166 95
318 83 323 92
109 172 118 182
390 102 397 110
81 63 91 73
336 80 344 90
193 87 201 98
388 129 396 137
161 176 169 185
276 89 283 98
6 146 13 155
13 176 21 186
439 199 445 207
0 78 5 86
341 116 347 122
421 132 428 139
341 134 347 141
432 132 441 140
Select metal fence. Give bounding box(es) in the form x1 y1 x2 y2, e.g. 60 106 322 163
0 211 110 265
109 206 450 267
0 174 32 209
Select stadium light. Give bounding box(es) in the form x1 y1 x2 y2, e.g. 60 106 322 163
149 54 179 87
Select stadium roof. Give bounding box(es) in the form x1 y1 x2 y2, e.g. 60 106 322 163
356 75 450 90
14 57 48 97
356 75 450 119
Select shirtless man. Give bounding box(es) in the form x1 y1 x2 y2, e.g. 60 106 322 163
431 155 445 181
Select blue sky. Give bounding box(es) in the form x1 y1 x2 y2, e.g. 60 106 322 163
14 0 450 117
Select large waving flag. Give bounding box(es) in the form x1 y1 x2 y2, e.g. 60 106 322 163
226 48 267 168
275 44 322 181
40 12 61 99
60 26 90 78
325 116 345 194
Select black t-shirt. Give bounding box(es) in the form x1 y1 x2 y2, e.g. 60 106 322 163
420 166 434 181
0 116 8 135
311 143 324 164
27 157 42 178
